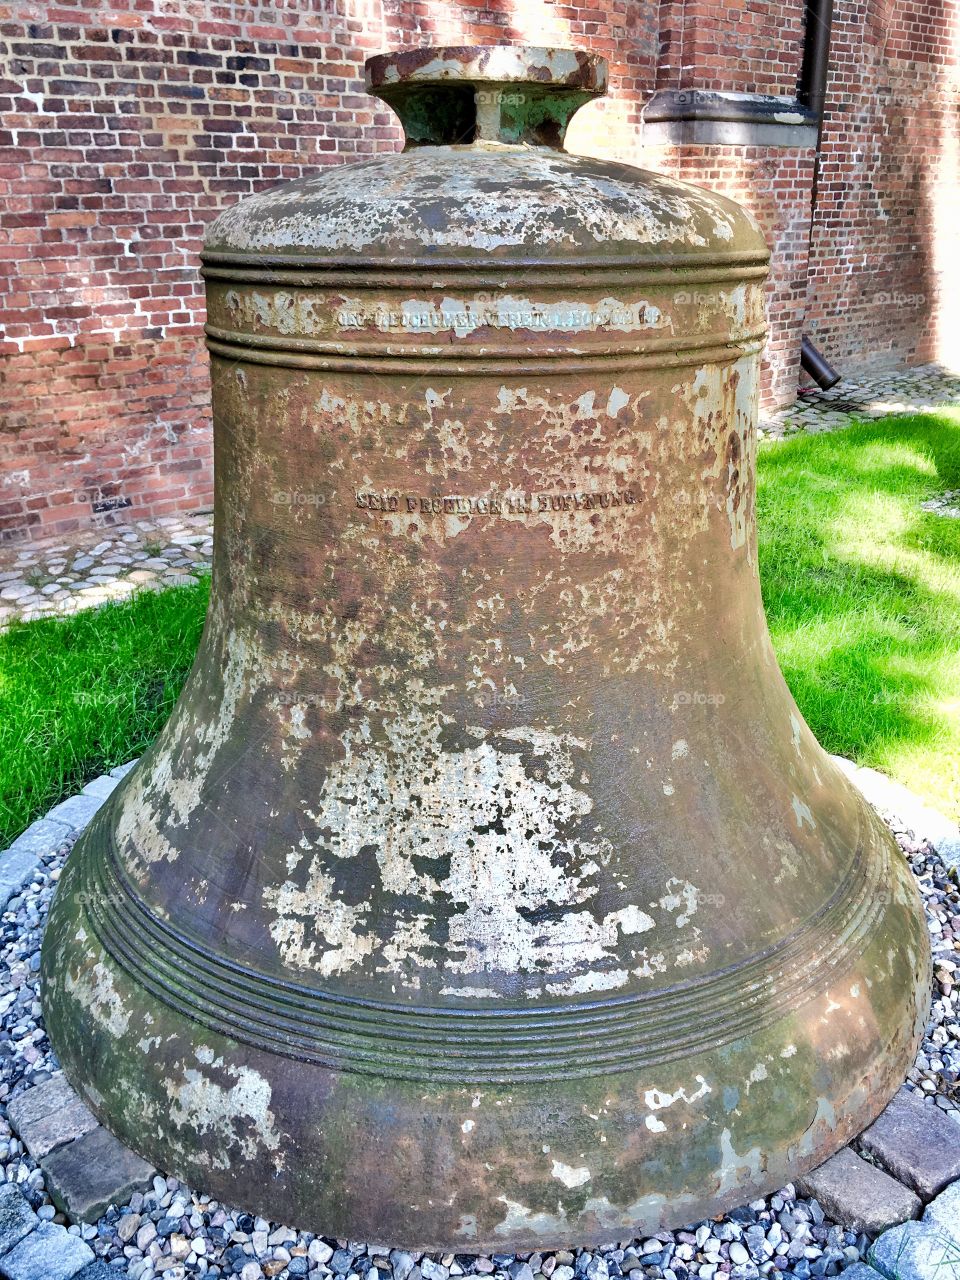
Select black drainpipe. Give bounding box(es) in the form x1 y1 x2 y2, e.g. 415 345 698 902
798 0 841 390
799 0 834 145
801 335 840 389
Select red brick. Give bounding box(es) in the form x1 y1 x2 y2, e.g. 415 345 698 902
0 0 953 540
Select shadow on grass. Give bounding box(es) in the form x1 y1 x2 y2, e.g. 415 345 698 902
757 411 960 809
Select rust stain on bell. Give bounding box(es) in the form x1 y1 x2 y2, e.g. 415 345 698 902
42 46 931 1250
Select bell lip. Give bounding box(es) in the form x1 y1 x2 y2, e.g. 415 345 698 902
364 45 609 97
41 823 931 1251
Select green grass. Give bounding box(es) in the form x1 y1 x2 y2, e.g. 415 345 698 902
0 579 208 848
757 411 960 821
1 409 959 850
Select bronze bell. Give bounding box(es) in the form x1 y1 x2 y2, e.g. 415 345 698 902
42 46 930 1252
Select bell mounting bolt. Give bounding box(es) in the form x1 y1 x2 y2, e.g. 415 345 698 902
364 45 608 148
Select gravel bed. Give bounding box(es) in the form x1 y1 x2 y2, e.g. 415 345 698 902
0 819 956 1280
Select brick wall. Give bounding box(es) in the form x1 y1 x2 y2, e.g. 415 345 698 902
0 1 391 541
804 0 960 373
1 0 957 542
654 0 805 96
642 143 817 409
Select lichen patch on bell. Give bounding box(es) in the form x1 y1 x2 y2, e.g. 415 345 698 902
165 1050 282 1171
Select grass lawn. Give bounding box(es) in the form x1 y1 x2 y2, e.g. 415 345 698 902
0 579 208 849
1 410 959 849
757 410 960 821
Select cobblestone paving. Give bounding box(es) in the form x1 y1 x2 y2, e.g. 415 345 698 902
2 365 960 631
0 513 213 628
758 362 960 439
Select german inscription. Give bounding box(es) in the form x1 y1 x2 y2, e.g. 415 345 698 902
356 487 639 516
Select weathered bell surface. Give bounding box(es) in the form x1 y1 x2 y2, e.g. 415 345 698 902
42 46 930 1252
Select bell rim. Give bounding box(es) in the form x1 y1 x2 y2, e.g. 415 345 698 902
41 832 932 1250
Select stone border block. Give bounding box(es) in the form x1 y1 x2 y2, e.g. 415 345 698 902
42 1125 157 1223
0 1185 38 1257
44 794 104 832
797 1146 921 1235
0 1221 95 1280
0 770 128 914
8 1072 99 1159
860 1088 960 1200
837 1267 887 1280
835 756 960 869
869 1219 960 1280
80 775 121 801
0 818 72 911
924 1181 960 1246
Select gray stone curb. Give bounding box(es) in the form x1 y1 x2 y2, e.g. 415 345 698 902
43 792 111 833
0 1217 95 1280
833 756 960 871
924 1181 960 1244
859 1087 960 1201
0 1183 97 1280
868 1220 960 1280
0 770 130 913
43 1125 156 1224
834 1267 885 1280
796 1147 922 1236
7 1074 98 1162
0 820 72 914
0 1185 37 1257
4 1081 155 1263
